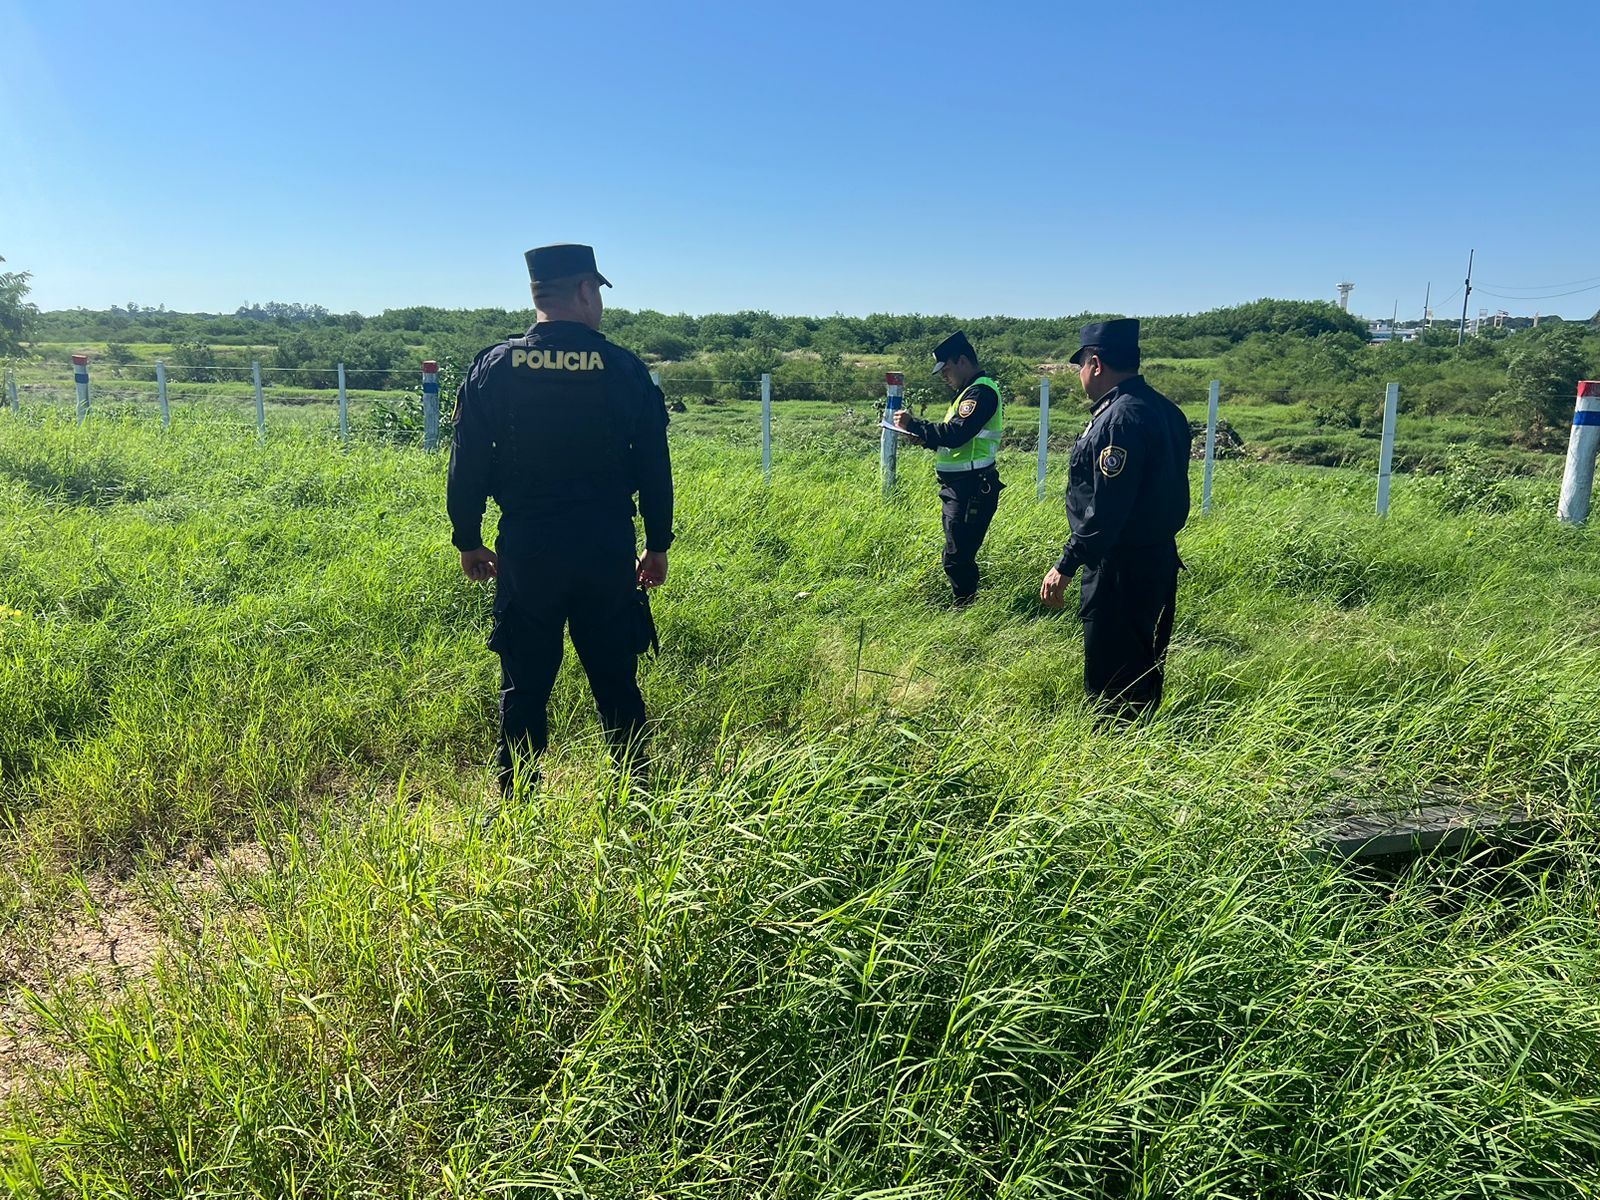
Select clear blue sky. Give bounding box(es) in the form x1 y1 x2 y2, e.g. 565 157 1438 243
4 0 1598 321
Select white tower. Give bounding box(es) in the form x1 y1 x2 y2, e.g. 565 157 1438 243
1337 282 1355 311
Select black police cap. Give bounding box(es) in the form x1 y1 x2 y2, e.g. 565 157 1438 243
524 243 612 288
932 331 976 375
1069 318 1139 365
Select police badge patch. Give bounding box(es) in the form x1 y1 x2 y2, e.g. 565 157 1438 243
957 396 978 418
1098 445 1127 477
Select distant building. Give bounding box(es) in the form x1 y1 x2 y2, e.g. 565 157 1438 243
1367 321 1423 343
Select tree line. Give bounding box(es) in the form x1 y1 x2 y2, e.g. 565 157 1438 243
6 261 1600 447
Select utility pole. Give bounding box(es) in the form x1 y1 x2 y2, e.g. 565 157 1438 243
1457 249 1474 346
1423 282 1431 328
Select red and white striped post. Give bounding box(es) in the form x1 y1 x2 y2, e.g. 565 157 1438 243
72 353 90 423
421 360 440 451
1558 380 1600 525
882 372 904 495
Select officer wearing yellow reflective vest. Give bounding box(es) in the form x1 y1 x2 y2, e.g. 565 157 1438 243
891 331 1006 605
447 244 674 794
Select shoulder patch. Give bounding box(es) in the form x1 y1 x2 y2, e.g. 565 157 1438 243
957 396 979 419
1098 444 1128 478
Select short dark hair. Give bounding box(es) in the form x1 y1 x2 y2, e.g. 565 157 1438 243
1085 344 1140 372
533 273 598 308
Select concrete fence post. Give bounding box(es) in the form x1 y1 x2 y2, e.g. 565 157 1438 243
5 366 17 414
1376 382 1400 516
156 361 170 428
1036 377 1050 501
72 354 90 423
1202 380 1220 515
421 360 440 451
882 371 903 495
252 360 266 439
337 363 348 444
1558 380 1600 525
761 372 772 482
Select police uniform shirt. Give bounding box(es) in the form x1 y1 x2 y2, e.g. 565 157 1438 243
900 378 1000 466
447 321 674 553
1056 375 1191 575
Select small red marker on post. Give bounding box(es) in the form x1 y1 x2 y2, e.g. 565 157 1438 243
1559 380 1600 524
882 372 904 494
421 360 440 451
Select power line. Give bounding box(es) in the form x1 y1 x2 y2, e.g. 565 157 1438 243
1480 273 1600 291
1475 281 1600 301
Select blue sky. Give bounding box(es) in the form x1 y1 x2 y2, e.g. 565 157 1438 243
3 0 1598 320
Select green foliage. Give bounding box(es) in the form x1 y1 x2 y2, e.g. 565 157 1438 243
1500 324 1592 443
0 257 39 358
1432 446 1518 515
103 339 136 374
1 413 1599 1195
169 337 220 382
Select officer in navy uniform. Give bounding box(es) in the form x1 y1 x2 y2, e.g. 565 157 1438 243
447 244 674 793
1039 319 1191 717
891 331 1006 605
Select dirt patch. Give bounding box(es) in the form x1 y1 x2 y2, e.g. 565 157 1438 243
0 839 272 1102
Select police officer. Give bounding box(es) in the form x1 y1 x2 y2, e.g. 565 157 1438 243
891 331 1005 605
1039 319 1190 717
447 244 674 793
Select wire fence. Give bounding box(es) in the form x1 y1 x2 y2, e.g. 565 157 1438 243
5 360 443 447
4 361 1597 521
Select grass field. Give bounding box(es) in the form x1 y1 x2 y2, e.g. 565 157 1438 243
9 345 1567 477
2 399 1599 1197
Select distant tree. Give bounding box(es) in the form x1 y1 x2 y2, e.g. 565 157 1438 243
1501 325 1588 443
0 256 40 357
105 339 136 375
641 330 693 361
171 337 220 382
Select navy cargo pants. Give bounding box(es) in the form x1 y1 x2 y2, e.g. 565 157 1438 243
1080 544 1180 719
937 467 1003 604
489 524 645 792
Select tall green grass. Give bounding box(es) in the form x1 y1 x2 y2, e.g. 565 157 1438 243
1 407 1598 1197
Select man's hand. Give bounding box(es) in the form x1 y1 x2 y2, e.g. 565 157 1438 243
891 409 923 445
461 546 499 582
1040 566 1071 609
637 550 668 589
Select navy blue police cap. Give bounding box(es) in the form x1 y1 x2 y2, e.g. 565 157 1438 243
525 243 612 287
1069 318 1139 365
932 331 976 375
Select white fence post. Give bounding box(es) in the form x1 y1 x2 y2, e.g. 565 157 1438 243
1376 382 1399 516
252 360 266 438
156 361 170 428
1036 376 1050 501
1558 380 1600 525
1202 380 1220 515
72 354 90 424
5 366 16 414
421 360 440 451
882 371 903 495
761 372 772 483
337 363 349 444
